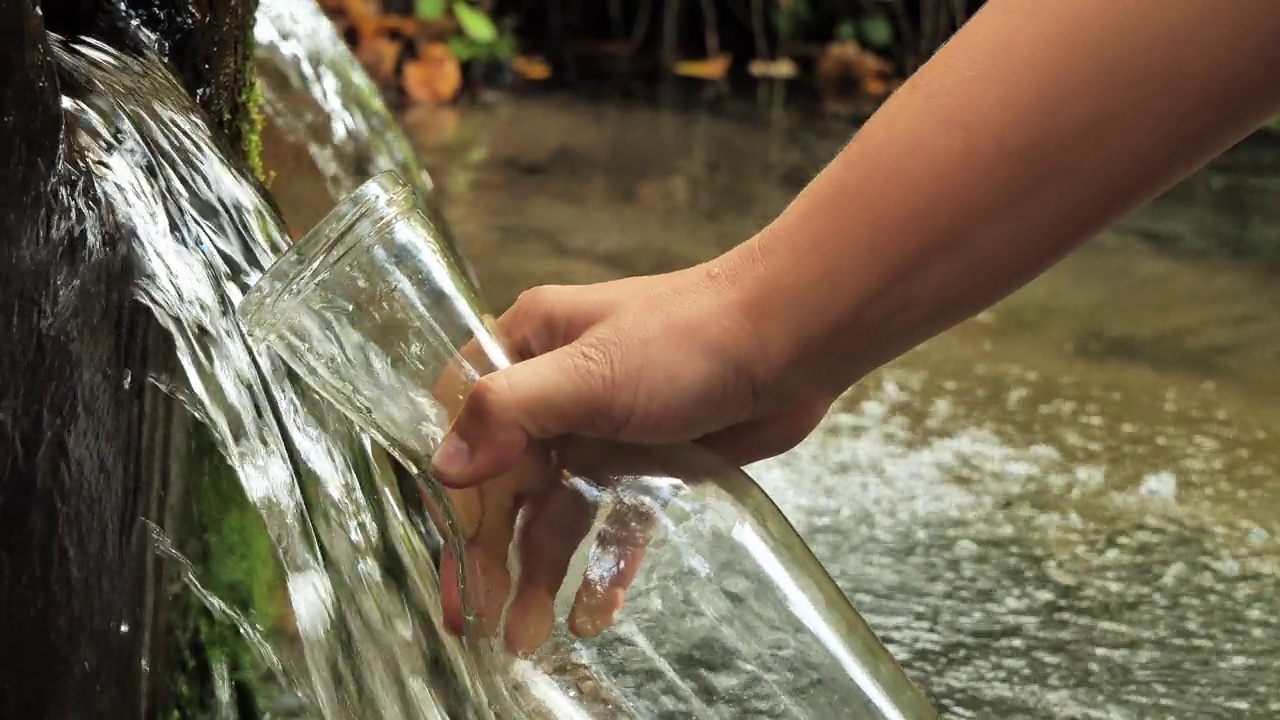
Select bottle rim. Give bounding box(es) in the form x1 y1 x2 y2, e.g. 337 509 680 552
240 170 418 342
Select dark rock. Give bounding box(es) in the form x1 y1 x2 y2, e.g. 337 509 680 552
0 0 261 717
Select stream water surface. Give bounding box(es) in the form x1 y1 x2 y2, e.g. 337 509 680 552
262 94 1280 719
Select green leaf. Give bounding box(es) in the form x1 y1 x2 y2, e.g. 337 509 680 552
834 18 856 42
492 32 517 59
447 35 484 62
447 32 515 62
772 0 810 39
452 2 499 43
858 13 895 48
414 0 446 20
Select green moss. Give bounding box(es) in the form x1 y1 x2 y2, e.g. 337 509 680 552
169 425 288 720
192 443 284 637
239 51 266 182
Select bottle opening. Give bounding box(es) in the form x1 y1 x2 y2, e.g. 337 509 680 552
240 170 417 341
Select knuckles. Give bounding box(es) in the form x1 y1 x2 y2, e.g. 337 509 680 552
508 285 569 321
503 285 575 356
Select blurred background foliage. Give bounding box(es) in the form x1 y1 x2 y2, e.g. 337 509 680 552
321 0 990 115
318 0 1280 132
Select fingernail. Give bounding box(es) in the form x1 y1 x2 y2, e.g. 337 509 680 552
432 432 471 480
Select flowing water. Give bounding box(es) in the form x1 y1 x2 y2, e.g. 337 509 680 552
55 34 503 720
251 0 473 291
251 0 429 212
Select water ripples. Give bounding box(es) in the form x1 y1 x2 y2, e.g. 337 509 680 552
753 359 1280 718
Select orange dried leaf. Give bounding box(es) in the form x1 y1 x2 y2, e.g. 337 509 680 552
355 33 402 85
329 16 353 40
816 39 897 100
512 55 553 82
672 53 732 81
412 18 461 43
402 42 463 105
856 50 894 77
342 0 380 41
860 75 889 98
376 13 420 37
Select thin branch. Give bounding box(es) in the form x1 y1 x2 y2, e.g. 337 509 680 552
627 0 654 55
662 0 681 67
700 0 720 57
750 0 768 58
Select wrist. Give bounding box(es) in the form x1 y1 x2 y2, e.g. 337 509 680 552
708 233 853 408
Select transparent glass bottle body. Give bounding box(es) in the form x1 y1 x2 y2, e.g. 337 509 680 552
240 171 938 720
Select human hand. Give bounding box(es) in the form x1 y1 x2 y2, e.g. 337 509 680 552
428 258 836 653
432 261 835 481
426 348 660 656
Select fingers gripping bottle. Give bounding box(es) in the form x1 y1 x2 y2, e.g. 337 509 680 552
240 171 939 720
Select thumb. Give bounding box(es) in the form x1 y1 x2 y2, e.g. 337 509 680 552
431 341 623 487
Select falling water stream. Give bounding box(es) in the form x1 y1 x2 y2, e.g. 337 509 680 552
56 33 500 720
251 0 425 199
251 0 472 289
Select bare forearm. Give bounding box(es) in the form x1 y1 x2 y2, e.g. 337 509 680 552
728 0 1280 395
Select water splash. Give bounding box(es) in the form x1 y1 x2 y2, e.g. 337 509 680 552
54 34 503 720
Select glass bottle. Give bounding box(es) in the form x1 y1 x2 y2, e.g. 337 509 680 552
239 171 938 720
